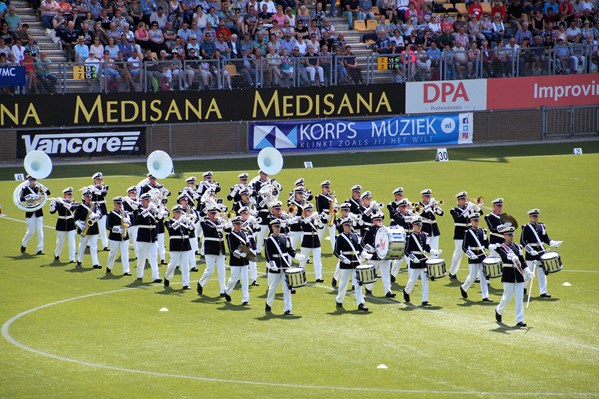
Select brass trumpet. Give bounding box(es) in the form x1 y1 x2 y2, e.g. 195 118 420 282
328 191 337 227
288 204 298 215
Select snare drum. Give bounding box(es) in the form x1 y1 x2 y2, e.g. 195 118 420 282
387 226 406 259
285 267 307 288
426 258 446 280
540 252 563 274
356 264 377 284
482 257 503 279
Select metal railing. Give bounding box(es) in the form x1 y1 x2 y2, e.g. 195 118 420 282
1 44 597 93
542 105 599 138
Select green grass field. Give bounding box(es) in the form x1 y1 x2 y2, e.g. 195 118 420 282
1 142 599 399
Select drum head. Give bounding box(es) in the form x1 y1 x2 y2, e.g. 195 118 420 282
374 227 390 259
426 258 444 266
357 264 374 270
286 267 302 274
483 257 502 265
541 251 559 261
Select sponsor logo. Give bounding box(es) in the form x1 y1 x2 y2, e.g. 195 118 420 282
533 80 599 102
0 67 18 77
253 125 297 149
406 80 487 114
21 131 142 155
424 82 470 103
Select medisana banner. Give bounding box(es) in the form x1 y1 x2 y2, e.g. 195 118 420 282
16 128 146 158
249 113 473 152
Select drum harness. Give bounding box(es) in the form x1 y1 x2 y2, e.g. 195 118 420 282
269 235 291 268
340 233 362 280
524 223 546 253
468 228 487 259
410 233 428 266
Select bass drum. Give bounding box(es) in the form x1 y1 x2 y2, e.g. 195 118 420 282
387 226 406 259
374 226 389 259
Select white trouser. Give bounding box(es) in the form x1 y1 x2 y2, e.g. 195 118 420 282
461 263 489 299
136 241 160 280
300 247 322 280
98 215 108 248
525 260 547 295
391 256 405 278
199 254 227 293
249 260 258 282
22 216 44 252
165 250 191 286
107 239 130 274
429 235 440 254
306 65 324 82
266 271 292 311
226 265 249 303
188 239 198 271
55 230 76 261
318 223 336 251
128 225 139 258
256 225 269 253
450 239 464 275
496 282 525 323
404 267 429 302
366 259 391 294
77 234 99 265
289 231 303 251
336 268 364 306
157 232 166 261
333 261 341 282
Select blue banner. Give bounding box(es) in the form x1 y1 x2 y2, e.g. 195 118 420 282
0 66 26 86
250 113 473 152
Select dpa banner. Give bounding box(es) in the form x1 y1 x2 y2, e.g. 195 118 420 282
0 66 26 86
250 113 473 152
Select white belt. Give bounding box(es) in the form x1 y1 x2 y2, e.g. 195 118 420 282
138 225 156 229
305 232 318 236
170 235 189 239
454 223 469 227
421 218 436 224
528 243 543 247
270 254 284 258
470 246 484 250
58 216 73 220
204 237 224 242
94 200 106 204
411 251 424 255
342 251 358 255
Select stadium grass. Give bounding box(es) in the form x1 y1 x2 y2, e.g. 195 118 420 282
0 141 598 399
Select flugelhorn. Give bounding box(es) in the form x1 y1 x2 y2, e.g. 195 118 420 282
13 151 53 212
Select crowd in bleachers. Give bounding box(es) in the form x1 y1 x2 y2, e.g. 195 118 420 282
0 0 597 92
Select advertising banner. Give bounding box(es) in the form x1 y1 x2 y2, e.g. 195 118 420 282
406 79 487 114
0 66 26 87
16 128 146 158
487 74 599 110
0 84 405 128
250 113 473 152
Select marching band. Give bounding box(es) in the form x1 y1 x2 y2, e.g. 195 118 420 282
17 163 565 324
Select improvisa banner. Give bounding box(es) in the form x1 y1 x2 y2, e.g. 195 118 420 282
249 113 473 152
406 79 487 114
0 66 26 86
487 74 599 110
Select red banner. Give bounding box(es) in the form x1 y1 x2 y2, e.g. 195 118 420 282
487 74 599 110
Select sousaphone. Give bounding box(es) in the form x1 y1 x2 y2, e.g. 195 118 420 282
13 150 53 212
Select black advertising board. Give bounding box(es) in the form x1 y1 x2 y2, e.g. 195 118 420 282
0 84 406 129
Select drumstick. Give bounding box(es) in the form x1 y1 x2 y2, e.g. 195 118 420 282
526 261 536 309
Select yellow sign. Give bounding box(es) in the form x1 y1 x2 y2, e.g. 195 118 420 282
377 57 388 70
72 65 98 80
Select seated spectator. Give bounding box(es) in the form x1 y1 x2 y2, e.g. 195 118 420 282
305 44 324 85
4 5 22 33
21 50 38 93
101 49 121 90
61 21 78 61
41 0 59 29
11 37 26 63
74 35 90 62
127 50 142 85
375 31 392 54
89 36 105 59
148 21 166 52
1 22 15 46
52 10 68 36
25 38 41 58
344 44 363 83
0 37 11 57
35 52 57 93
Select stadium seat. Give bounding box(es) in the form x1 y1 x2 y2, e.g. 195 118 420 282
366 20 378 31
354 20 368 31
481 2 492 13
455 2 468 14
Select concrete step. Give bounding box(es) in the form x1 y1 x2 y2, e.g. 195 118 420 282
12 0 32 7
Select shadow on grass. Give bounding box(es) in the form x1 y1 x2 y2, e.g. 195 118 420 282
528 296 560 303
399 303 443 311
255 313 302 321
456 299 497 307
216 303 252 311
6 254 35 262
490 323 532 334
155 287 189 296
191 295 224 304
65 264 95 273
98 272 125 280
124 279 154 288
461 157 509 164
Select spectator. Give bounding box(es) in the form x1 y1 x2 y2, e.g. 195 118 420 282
5 5 22 33
0 37 10 57
101 49 121 90
150 7 168 29
148 21 165 52
295 19 308 39
128 0 144 27
375 30 392 53
11 37 25 63
21 50 38 93
201 31 216 58
61 21 78 61
52 10 68 36
468 0 484 20
514 21 533 44
89 36 105 59
127 49 142 86
135 22 150 49
305 44 324 85
491 0 506 21
41 0 59 29
507 0 524 26
1 22 14 45
177 21 192 43
105 36 120 58
344 44 363 84
193 6 208 30
25 38 41 58
285 7 296 27
74 35 90 62
35 52 57 93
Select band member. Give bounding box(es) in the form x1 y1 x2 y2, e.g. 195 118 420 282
240 206 260 286
287 187 308 250
227 173 250 202
402 217 440 306
196 171 220 198
315 180 336 251
123 186 140 260
179 176 200 207
299 204 325 283
361 213 396 298
90 172 109 250
390 199 414 282
287 178 313 203
105 196 131 276
164 205 193 290
134 193 162 283
419 189 443 252
252 170 272 254
197 206 227 296
224 216 251 305
521 208 562 298
358 191 377 237
232 188 252 215
449 191 473 280
345 185 362 215
331 202 353 289
74 188 101 269
484 198 505 246
50 187 77 262
139 173 170 265
268 201 289 234
265 218 305 315
387 187 404 221
494 225 534 327
177 194 199 272
459 213 492 302
20 175 51 255
334 217 370 311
